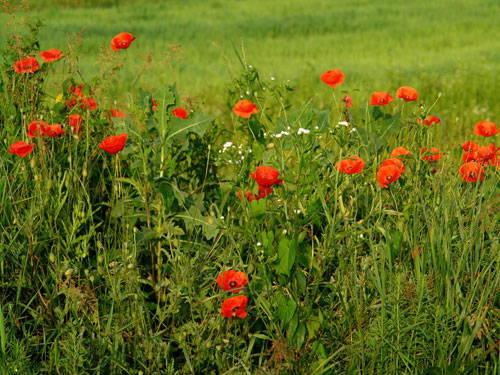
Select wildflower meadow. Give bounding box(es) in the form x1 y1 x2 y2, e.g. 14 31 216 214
1 1 500 374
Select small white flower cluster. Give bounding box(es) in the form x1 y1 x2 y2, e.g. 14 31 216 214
297 127 310 135
270 131 290 138
332 121 356 133
220 142 252 165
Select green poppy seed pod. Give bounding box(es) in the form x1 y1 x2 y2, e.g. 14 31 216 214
97 241 103 249
49 253 55 263
89 275 94 283
266 143 274 149
97 255 103 263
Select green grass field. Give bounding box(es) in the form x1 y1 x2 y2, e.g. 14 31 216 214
2 1 500 374
3 0 500 133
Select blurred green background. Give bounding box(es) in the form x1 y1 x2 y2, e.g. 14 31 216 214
2 0 500 135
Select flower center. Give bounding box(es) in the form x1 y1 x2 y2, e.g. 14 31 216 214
232 305 240 313
229 281 238 288
385 175 393 181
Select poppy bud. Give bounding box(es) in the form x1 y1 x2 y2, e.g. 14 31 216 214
49 253 55 263
82 169 87 178
64 268 73 278
267 143 274 149
30 159 36 168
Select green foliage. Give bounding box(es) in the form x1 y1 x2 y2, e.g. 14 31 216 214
1 6 500 375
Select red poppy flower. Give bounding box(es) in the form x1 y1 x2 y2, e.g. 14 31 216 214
152 98 158 111
462 141 479 152
459 162 485 182
369 91 394 106
110 32 136 51
343 95 353 108
68 114 83 134
380 157 406 174
44 124 65 137
80 97 97 110
70 83 85 98
475 143 498 164
98 133 128 154
216 270 248 293
462 151 477 163
474 121 498 137
40 49 63 63
250 166 282 188
14 57 40 74
172 108 187 119
256 185 274 200
377 164 401 188
421 147 442 162
335 156 365 174
27 120 47 138
233 100 259 118
424 116 440 126
391 147 411 158
110 109 125 119
396 86 418 102
221 295 248 319
320 69 344 88
7 141 34 158
238 190 255 202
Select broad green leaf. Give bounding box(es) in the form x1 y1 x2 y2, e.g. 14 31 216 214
277 296 296 325
168 111 214 141
275 237 296 276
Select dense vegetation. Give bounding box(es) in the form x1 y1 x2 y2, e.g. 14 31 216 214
1 1 500 374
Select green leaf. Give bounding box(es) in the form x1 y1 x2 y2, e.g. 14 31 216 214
178 205 219 241
250 197 266 217
277 296 297 325
168 111 214 141
275 237 296 276
292 324 306 349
